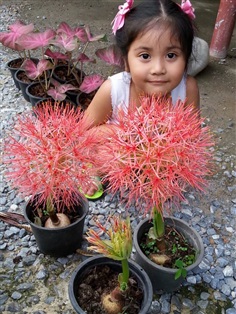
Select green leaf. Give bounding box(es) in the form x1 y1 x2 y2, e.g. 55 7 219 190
175 259 184 268
175 269 182 280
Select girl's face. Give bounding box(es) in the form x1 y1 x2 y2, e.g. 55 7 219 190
126 27 187 98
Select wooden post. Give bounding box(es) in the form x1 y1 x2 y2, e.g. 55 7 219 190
210 0 236 59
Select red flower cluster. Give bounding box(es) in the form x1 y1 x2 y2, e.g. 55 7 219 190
100 95 214 215
4 101 101 211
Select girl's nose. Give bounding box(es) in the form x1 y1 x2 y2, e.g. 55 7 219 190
150 59 166 75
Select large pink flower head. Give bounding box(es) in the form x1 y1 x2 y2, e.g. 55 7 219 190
4 101 101 211
100 95 214 216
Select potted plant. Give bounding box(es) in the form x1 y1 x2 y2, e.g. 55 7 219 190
98 95 215 292
3 100 101 257
0 20 36 89
16 28 77 106
1 20 124 108
69 216 153 314
76 45 124 109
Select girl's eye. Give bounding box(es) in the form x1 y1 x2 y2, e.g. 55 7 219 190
140 53 150 60
166 53 177 59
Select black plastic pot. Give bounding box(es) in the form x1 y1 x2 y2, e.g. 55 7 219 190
52 65 84 104
26 81 51 107
14 69 33 102
35 98 77 111
133 217 204 293
14 58 39 102
76 90 97 110
6 57 25 89
68 255 153 314
23 197 89 257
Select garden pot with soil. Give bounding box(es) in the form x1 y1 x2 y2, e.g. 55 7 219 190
6 57 27 89
14 69 34 102
133 216 204 293
26 81 52 106
35 98 77 111
76 90 97 110
24 195 89 257
68 255 153 314
52 65 85 104
14 58 40 101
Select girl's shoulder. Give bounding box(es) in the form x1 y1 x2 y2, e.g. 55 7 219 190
109 71 131 84
186 75 200 110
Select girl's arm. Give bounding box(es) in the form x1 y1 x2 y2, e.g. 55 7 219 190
186 75 200 112
83 79 113 127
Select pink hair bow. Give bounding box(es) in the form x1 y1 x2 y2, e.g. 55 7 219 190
180 0 195 20
111 0 134 35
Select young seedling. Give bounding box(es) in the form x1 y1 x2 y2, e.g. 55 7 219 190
86 216 132 314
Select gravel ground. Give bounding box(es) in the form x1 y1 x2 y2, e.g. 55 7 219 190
0 2 236 314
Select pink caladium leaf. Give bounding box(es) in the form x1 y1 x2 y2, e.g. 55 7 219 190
21 59 53 80
53 33 78 52
47 79 78 101
47 88 67 101
96 45 124 69
16 29 56 50
74 26 87 42
0 20 34 50
76 53 95 63
84 25 107 42
79 74 104 94
44 48 69 61
56 22 75 37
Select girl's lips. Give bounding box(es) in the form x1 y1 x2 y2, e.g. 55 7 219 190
148 80 168 84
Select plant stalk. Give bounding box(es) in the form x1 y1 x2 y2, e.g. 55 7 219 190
120 258 129 291
46 196 60 225
152 205 165 239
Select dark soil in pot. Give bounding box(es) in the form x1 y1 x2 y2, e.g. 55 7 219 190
35 98 77 111
139 224 197 270
24 195 88 257
6 58 25 89
76 90 97 110
53 65 85 86
26 194 84 227
16 70 33 84
75 264 144 314
7 57 24 69
15 70 34 101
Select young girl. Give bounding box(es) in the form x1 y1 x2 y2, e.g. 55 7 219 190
85 0 199 127
84 0 200 195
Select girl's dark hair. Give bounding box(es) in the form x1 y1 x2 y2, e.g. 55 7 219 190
115 0 195 65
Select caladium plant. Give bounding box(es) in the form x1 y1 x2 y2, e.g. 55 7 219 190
21 59 77 101
49 23 106 86
1 19 124 103
0 20 34 55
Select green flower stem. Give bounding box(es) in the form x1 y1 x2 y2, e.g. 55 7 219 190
46 196 59 225
153 205 165 239
121 258 129 289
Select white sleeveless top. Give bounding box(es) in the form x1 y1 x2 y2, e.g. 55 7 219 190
109 71 186 122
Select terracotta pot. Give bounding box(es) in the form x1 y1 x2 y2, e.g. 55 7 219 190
133 217 204 293
68 255 153 314
24 196 89 257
